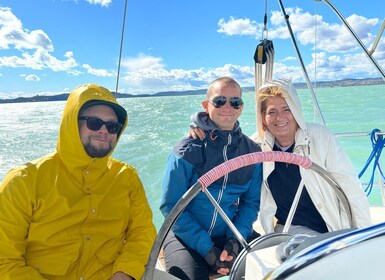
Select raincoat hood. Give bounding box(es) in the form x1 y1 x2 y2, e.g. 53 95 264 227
255 79 306 142
57 84 128 174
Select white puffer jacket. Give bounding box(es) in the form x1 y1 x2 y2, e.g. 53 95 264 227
251 79 371 233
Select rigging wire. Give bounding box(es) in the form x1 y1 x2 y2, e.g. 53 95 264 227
262 0 268 39
313 1 317 91
313 1 318 123
115 0 128 96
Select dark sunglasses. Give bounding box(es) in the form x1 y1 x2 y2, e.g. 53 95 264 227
78 116 123 134
208 96 244 109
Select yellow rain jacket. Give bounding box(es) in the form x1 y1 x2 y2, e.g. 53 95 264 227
0 84 157 279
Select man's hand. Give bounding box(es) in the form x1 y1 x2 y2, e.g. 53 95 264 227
111 271 134 280
222 238 241 261
188 127 205 140
217 238 242 275
216 249 233 276
203 246 227 274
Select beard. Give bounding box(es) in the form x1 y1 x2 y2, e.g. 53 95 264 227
83 142 114 158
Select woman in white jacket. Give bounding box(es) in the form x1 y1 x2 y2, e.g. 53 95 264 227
251 79 371 234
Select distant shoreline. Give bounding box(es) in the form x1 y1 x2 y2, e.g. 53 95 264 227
0 78 383 104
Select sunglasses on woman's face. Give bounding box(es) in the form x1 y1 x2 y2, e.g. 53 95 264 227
78 116 122 134
207 96 244 109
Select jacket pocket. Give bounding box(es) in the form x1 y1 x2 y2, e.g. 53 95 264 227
27 258 72 276
95 239 122 265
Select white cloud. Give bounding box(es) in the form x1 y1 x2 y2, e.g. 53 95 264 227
271 50 382 83
85 0 112 7
295 14 378 53
216 7 380 54
0 6 120 98
217 16 261 37
0 7 81 76
269 8 379 54
24 74 40 81
310 51 381 80
122 53 165 72
118 54 256 94
281 56 297 62
0 49 78 72
0 7 53 51
82 64 114 77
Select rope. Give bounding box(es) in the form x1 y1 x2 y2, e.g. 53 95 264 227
358 129 385 195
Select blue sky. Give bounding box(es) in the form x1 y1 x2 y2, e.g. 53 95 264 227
0 0 384 98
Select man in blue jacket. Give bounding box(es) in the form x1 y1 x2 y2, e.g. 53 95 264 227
160 77 262 279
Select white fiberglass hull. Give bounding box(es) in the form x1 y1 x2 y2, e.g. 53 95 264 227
245 220 385 280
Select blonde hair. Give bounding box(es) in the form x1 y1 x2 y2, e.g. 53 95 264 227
257 86 289 114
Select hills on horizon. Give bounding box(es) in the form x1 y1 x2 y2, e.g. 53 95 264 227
0 77 383 104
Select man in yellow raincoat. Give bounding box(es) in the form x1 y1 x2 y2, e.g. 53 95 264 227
0 84 156 280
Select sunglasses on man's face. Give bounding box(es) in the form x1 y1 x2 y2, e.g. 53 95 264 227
207 96 244 109
78 116 123 134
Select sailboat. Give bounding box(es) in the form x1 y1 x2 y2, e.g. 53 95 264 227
142 0 385 279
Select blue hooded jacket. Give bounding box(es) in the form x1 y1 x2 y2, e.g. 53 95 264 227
160 112 262 257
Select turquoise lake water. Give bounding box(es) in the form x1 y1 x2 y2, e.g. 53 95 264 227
0 84 384 229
